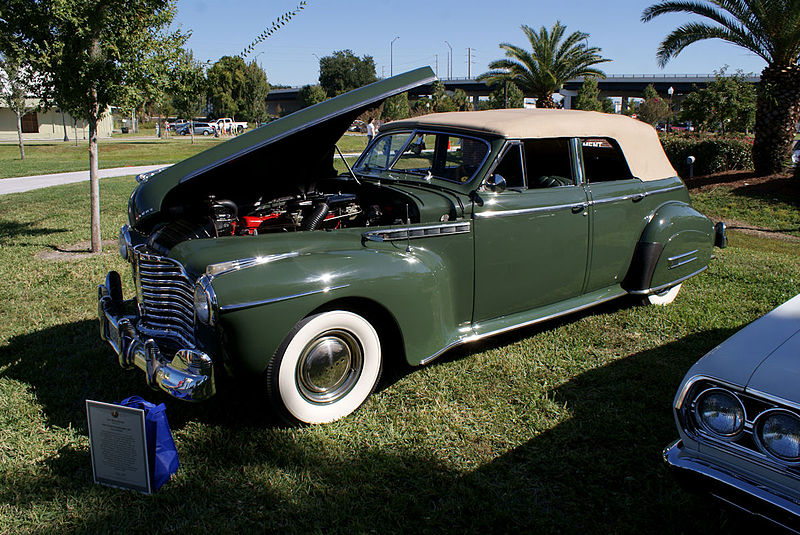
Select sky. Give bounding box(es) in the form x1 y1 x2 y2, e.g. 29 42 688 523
173 0 767 87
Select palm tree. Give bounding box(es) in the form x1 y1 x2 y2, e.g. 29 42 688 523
479 22 610 108
642 0 800 176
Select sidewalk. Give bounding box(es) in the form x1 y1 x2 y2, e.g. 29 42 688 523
0 164 171 195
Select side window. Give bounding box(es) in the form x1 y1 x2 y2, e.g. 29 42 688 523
581 138 633 182
491 144 524 189
524 138 573 188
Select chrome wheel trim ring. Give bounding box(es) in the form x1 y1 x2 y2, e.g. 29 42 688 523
296 329 363 404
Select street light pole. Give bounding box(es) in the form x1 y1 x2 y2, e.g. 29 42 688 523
444 40 453 78
667 86 674 132
390 36 399 76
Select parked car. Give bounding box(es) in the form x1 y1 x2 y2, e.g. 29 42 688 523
664 293 800 531
348 120 366 133
98 67 725 425
669 122 693 132
213 117 247 134
177 122 215 136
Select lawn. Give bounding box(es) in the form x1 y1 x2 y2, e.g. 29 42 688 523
0 133 369 179
0 175 798 533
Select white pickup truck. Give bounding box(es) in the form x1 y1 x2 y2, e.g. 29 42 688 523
213 118 248 134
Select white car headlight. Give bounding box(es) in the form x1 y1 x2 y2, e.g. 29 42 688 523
694 388 745 437
194 275 217 326
756 410 800 462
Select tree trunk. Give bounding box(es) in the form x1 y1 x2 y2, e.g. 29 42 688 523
752 64 800 176
190 118 195 144
89 98 101 254
15 109 25 160
61 110 69 142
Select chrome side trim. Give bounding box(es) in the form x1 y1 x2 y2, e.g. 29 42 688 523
205 252 301 278
473 203 579 219
420 289 626 365
668 249 699 270
627 265 708 295
362 222 470 242
647 184 685 195
219 284 350 313
592 193 644 205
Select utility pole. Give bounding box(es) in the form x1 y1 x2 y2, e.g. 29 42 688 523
434 54 438 77
390 36 399 76
467 47 471 79
444 40 453 79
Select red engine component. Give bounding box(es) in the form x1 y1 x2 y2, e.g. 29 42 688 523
240 213 282 234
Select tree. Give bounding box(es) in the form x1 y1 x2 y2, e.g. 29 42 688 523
383 92 410 120
0 56 43 159
298 84 327 108
636 84 671 125
170 49 207 144
483 79 524 109
207 55 248 120
479 21 610 108
602 98 616 113
679 67 756 133
574 77 603 111
5 0 187 253
452 88 470 111
318 50 377 96
243 60 269 124
430 80 456 112
642 0 800 175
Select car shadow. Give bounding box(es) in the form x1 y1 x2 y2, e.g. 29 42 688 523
3 322 756 533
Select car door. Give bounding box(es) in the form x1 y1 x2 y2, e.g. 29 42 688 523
472 138 589 323
579 137 648 293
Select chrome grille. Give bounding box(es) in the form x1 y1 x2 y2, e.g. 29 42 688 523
133 246 195 343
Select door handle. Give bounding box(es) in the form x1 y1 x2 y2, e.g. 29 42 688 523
571 203 586 213
632 193 646 202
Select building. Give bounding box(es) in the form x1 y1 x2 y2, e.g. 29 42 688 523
0 98 113 141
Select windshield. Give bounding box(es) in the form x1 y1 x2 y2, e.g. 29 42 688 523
355 131 490 184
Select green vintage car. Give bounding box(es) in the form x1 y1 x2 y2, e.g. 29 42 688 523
98 67 725 424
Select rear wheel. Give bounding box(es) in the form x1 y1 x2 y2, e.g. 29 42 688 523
265 311 382 424
644 283 682 305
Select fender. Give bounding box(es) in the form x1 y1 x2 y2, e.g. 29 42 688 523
623 201 714 294
207 234 473 374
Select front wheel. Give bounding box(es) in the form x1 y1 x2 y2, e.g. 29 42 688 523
265 311 383 424
202 130 210 136
644 283 682 305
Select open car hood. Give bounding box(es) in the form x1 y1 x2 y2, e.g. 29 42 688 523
129 67 437 230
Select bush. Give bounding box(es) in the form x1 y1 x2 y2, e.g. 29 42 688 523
659 133 753 176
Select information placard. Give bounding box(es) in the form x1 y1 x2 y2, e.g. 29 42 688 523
86 400 152 494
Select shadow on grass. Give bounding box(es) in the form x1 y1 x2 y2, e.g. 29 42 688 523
2 309 758 533
0 219 67 244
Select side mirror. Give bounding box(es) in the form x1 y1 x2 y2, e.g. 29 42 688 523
485 173 506 193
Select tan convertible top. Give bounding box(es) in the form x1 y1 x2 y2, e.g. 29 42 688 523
387 109 678 182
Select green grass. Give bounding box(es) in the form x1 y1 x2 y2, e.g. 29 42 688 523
692 186 800 237
1 177 798 533
1 133 369 180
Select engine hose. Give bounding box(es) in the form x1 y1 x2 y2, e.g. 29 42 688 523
302 203 329 231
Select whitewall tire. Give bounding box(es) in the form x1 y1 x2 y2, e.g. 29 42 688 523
266 311 382 424
645 283 682 305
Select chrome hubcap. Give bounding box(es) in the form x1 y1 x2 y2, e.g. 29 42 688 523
297 330 362 404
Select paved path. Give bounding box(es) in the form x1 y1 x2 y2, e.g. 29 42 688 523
0 164 171 195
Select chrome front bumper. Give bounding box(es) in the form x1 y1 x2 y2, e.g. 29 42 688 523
98 271 215 402
664 439 800 533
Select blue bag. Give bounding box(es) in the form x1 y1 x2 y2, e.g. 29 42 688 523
118 396 179 491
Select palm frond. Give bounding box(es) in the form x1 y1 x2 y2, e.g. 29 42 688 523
238 2 306 58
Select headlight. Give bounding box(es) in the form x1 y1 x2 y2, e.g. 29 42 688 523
193 275 217 326
756 410 800 462
694 388 745 437
118 225 132 261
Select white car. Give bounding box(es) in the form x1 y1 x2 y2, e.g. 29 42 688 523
665 293 800 531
